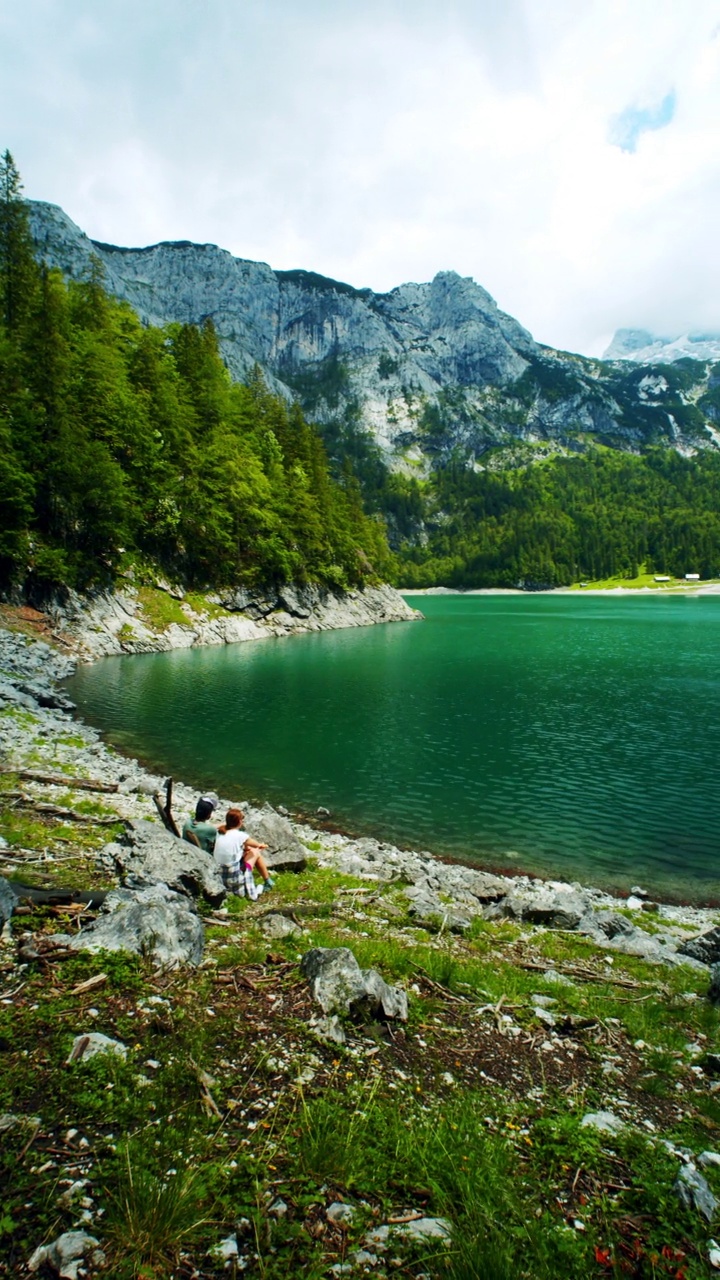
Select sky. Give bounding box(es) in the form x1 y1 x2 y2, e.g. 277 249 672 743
1 0 719 357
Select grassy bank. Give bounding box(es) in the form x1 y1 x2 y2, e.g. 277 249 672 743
2 766 720 1277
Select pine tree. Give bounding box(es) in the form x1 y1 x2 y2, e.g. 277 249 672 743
0 150 37 334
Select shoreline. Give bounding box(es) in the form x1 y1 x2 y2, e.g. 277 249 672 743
402 583 720 596
1 619 718 962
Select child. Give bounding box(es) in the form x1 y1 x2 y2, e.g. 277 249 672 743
213 807 274 900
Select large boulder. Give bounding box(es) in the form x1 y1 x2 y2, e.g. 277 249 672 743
69 883 204 967
404 884 474 933
301 947 408 1020
101 820 225 906
244 805 307 873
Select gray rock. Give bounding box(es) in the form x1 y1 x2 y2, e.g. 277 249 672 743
301 947 408 1020
498 883 587 930
311 1015 347 1046
28 1230 104 1279
533 1006 556 1028
583 911 637 940
212 1234 239 1263
327 1202 355 1224
107 820 225 906
680 927 720 965
68 883 204 967
260 913 301 939
66 1032 128 1064
405 887 474 933
580 1111 625 1136
675 1164 718 1221
0 877 15 930
244 806 307 873
396 1217 452 1242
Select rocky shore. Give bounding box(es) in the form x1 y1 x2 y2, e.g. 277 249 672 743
40 579 421 660
0 621 717 970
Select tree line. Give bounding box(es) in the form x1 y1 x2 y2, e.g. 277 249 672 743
0 152 393 599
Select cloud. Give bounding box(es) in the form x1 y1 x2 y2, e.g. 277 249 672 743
608 91 677 153
1 0 720 356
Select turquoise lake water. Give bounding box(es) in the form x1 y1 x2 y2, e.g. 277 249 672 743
65 593 720 901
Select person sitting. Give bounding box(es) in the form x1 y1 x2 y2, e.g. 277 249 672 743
214 807 274 900
182 792 220 852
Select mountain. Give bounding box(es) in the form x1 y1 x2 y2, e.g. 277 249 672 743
29 201 720 474
604 328 720 366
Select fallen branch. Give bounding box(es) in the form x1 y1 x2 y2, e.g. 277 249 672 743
516 960 644 990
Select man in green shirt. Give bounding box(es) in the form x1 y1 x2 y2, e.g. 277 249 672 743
182 792 219 852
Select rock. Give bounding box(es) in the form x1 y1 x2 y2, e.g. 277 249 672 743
580 1111 625 1136
404 886 474 933
66 1032 128 1064
674 1164 718 1221
105 820 225 906
582 911 637 940
327 1202 355 1224
301 947 408 1020
260 913 301 939
542 968 575 986
212 1234 239 1264
311 1015 347 1046
626 895 645 910
68 883 204 967
244 806 307 872
0 877 15 930
630 886 648 898
709 1240 720 1269
699 1152 720 1169
533 1006 556 1028
709 966 720 1005
28 1230 104 1279
268 1198 288 1218
495 883 587 930
316 806 331 818
396 1217 452 1242
680 927 720 965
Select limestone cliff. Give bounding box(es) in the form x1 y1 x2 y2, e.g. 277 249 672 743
30 200 720 470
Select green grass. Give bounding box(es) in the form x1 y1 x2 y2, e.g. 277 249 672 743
136 586 188 632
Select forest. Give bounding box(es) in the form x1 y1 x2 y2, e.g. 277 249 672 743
0 152 392 599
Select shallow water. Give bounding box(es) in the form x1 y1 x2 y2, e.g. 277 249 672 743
66 593 720 901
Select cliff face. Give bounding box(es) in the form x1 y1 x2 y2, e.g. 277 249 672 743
30 200 720 469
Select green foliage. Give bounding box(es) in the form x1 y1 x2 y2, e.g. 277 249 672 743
395 447 720 587
0 158 393 598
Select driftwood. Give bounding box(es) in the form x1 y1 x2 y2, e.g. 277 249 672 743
1 769 119 793
153 777 180 838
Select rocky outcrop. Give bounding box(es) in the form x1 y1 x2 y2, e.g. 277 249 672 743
48 581 420 660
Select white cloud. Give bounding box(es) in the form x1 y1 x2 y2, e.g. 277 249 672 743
1 0 719 355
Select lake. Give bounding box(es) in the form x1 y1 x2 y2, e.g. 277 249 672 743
65 593 720 901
